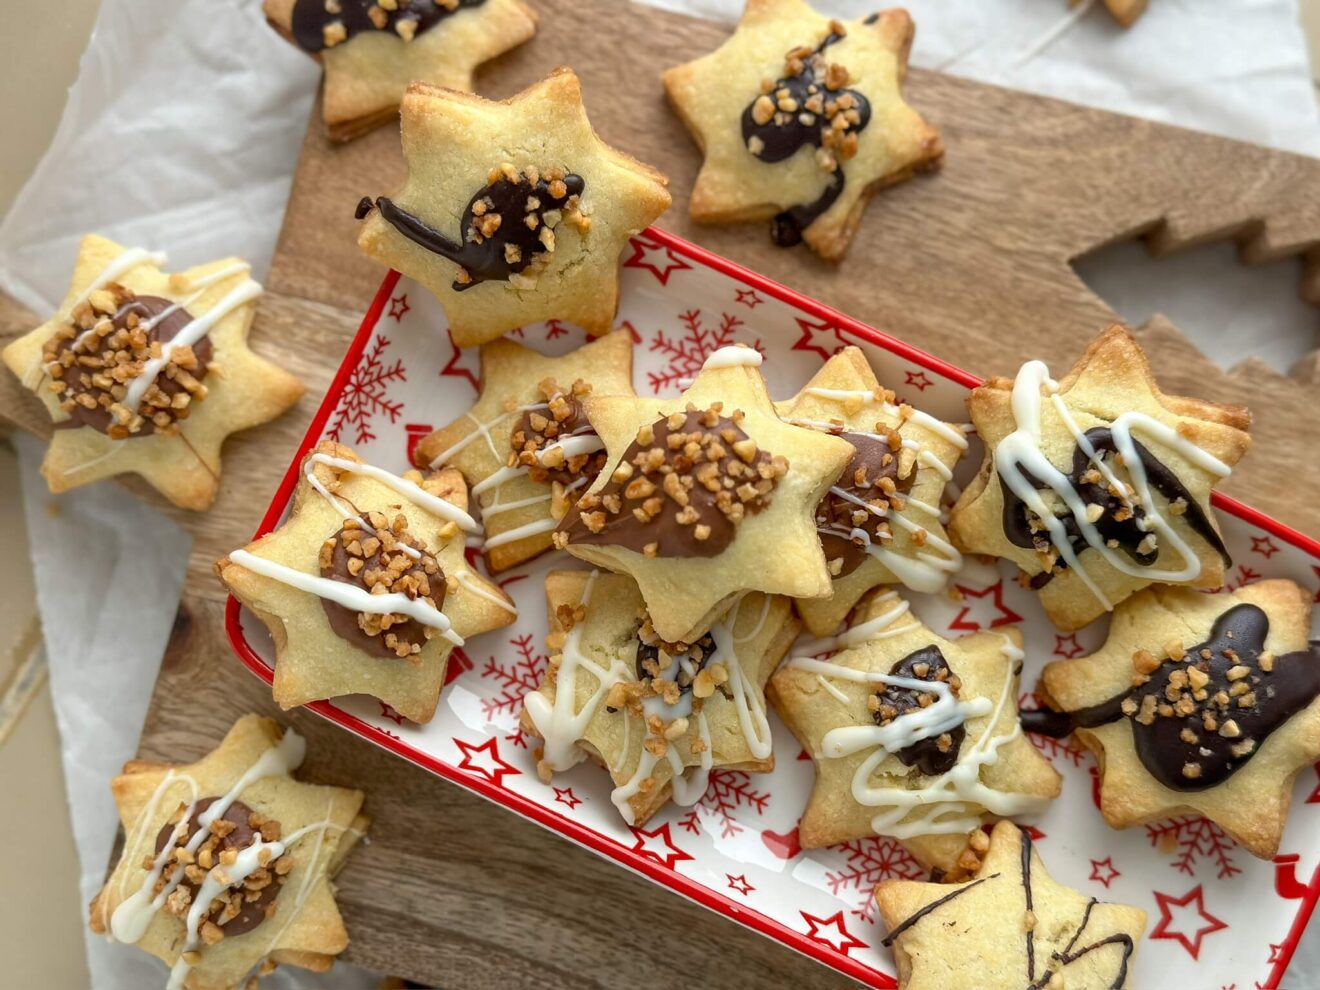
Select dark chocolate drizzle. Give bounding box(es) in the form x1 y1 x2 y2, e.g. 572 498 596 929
291 0 485 53
874 646 965 775
817 431 914 576
739 31 871 246
357 169 584 292
881 874 996 946
1000 426 1231 588
54 295 212 436
1024 604 1320 791
152 798 282 937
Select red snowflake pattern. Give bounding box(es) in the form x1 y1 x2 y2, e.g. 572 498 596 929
825 837 924 922
480 633 547 747
1146 816 1241 879
678 770 771 839
646 309 761 394
325 334 406 445
1018 693 1087 767
1221 565 1263 592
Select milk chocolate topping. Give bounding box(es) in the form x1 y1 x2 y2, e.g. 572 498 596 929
817 431 914 576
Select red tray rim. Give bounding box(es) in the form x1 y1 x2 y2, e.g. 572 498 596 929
224 226 1320 989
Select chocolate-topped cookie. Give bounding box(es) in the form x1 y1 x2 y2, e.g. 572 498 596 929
263 0 537 141
663 0 942 259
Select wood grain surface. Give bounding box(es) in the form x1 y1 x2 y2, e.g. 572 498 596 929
2 0 1319 985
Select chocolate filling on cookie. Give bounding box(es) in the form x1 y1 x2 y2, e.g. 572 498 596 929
1024 604 1320 791
43 284 212 439
558 403 788 558
739 22 871 247
816 431 915 576
999 426 1230 589
151 798 290 939
602 616 729 723
871 646 965 775
356 164 586 292
509 379 607 487
318 510 445 659
291 0 486 52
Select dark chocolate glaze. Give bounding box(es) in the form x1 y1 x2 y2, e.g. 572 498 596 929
56 295 212 436
357 170 584 292
1025 604 1320 791
152 798 281 937
558 409 780 558
635 630 717 685
1000 426 1230 588
319 523 443 660
291 0 485 53
874 646 965 775
817 431 914 576
739 31 871 247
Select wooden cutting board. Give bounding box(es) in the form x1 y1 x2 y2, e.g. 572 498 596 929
2 1 1319 985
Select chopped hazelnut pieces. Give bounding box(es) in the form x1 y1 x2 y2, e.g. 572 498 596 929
508 377 606 490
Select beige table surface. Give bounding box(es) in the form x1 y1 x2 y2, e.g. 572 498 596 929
2 3 1318 989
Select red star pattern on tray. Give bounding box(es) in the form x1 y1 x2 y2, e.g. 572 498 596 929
553 786 582 810
646 309 761 393
325 333 406 446
735 288 763 309
791 315 851 362
761 825 802 861
378 701 406 725
948 579 1024 633
453 736 519 788
623 234 691 285
678 770 770 839
1151 884 1228 960
1146 816 1241 880
800 909 868 956
1089 857 1121 888
480 633 547 746
1269 942 1285 964
1250 536 1279 559
904 369 933 391
629 822 693 870
438 330 481 392
387 293 410 321
1052 633 1085 659
726 873 755 896
825 837 924 922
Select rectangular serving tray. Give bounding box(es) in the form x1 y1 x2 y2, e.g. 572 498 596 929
226 227 1320 989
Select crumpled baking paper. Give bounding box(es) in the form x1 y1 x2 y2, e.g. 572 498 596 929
1 0 1317 987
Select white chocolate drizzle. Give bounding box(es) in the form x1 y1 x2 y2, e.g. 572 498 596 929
304 451 480 534
701 345 764 370
995 360 1232 610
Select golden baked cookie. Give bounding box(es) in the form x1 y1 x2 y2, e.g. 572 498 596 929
356 69 672 346
264 0 537 141
1 234 303 511
1035 579 1320 859
769 587 1059 876
217 440 514 723
876 821 1147 990
414 329 634 572
554 344 854 644
948 326 1251 631
89 715 369 990
662 0 942 259
520 571 797 826
774 345 966 636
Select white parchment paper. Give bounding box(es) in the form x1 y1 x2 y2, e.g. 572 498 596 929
1 0 1316 986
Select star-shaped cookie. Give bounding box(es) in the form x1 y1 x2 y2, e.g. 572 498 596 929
1 234 303 511
554 344 853 643
662 0 942 259
414 329 635 572
774 345 967 636
89 715 369 989
521 570 797 826
217 440 515 723
876 821 1147 990
948 325 1251 631
769 587 1059 876
356 69 672 346
1037 579 1320 859
264 0 538 141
